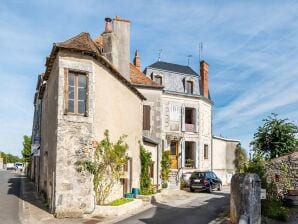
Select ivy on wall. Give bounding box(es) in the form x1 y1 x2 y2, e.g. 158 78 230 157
140 145 154 195
75 130 128 205
161 150 171 188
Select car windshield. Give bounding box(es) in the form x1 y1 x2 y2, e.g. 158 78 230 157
191 172 205 179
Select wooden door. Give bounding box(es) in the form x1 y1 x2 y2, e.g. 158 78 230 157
170 141 178 169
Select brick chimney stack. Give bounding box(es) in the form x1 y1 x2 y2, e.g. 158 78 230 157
133 50 141 70
200 60 209 98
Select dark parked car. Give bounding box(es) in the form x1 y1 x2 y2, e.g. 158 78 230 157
189 171 222 193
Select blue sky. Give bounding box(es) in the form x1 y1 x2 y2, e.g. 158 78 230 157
0 0 298 156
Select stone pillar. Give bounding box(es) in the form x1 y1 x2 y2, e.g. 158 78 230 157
230 173 261 224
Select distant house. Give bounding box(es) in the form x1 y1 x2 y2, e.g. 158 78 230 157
212 136 240 185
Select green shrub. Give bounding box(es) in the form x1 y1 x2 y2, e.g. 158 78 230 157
106 198 133 206
262 198 289 221
161 151 171 184
140 145 154 195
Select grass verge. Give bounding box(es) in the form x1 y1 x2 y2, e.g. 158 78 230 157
106 198 134 206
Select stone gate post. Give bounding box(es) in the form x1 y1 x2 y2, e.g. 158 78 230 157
230 173 261 224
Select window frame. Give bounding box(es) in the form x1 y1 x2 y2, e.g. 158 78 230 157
186 80 193 94
64 69 88 116
154 75 162 85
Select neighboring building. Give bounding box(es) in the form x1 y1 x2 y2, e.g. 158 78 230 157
0 157 3 169
212 136 240 185
31 17 145 217
130 49 213 188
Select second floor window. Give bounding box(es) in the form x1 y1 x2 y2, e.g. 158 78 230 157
65 71 87 115
186 81 193 94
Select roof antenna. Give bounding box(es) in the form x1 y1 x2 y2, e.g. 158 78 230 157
158 49 163 61
199 42 203 61
186 54 192 66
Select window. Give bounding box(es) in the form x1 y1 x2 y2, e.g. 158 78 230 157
65 71 87 115
204 144 209 159
170 141 177 155
186 81 193 94
154 76 162 85
185 108 195 124
143 105 151 130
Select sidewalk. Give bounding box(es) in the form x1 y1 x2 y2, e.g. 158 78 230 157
19 175 152 224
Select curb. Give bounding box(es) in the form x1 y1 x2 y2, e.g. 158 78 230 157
19 175 32 224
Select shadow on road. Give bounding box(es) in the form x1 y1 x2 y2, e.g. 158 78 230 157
7 174 50 214
118 191 230 224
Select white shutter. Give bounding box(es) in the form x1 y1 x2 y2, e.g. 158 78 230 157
195 108 198 133
181 141 185 168
181 106 185 132
195 142 198 168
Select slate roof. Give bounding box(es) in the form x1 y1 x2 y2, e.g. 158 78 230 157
147 61 198 76
130 63 163 88
43 32 145 100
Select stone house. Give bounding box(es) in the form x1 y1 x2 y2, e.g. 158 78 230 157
31 17 145 217
129 50 213 187
30 16 241 217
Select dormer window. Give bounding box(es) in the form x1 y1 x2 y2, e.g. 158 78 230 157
186 81 193 94
154 75 162 85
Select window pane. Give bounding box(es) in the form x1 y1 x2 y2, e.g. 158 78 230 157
78 100 86 114
78 75 86 87
68 100 74 113
68 73 75 86
68 86 74 99
78 87 86 101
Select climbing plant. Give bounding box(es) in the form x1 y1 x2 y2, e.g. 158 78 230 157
234 144 247 173
75 130 128 205
161 150 171 188
140 145 154 195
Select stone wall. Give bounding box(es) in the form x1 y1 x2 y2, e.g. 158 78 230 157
266 152 298 194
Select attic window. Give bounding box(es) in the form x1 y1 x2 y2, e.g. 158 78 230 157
186 81 193 94
64 70 88 116
154 76 162 85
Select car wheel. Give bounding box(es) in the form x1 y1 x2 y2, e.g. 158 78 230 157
190 187 195 192
207 185 212 193
217 183 222 191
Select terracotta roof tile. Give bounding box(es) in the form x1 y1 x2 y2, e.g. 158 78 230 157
130 63 162 88
56 32 101 55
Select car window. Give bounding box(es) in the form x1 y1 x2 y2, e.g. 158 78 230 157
191 172 205 179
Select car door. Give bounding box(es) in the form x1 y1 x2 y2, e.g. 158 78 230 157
211 172 219 189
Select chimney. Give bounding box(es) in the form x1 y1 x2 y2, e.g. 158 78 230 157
104 17 112 33
101 16 131 80
200 60 209 98
112 16 130 80
133 50 141 70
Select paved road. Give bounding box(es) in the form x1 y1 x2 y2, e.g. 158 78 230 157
0 170 22 224
117 187 229 224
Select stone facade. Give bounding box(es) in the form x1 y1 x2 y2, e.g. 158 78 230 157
266 152 298 194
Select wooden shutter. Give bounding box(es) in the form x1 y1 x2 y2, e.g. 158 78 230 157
143 105 151 130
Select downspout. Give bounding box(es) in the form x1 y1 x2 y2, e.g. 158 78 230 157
211 106 214 171
156 143 159 188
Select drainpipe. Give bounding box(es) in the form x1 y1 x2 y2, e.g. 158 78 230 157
211 107 214 171
157 143 159 188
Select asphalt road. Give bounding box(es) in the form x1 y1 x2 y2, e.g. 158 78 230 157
117 188 229 224
0 170 22 224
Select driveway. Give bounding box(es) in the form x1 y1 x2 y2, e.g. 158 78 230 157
116 186 230 224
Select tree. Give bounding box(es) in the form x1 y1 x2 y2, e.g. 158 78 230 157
22 135 32 162
244 153 267 188
250 114 298 160
75 130 128 205
0 151 21 163
234 144 247 173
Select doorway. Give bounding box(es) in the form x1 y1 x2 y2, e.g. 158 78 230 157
170 141 178 169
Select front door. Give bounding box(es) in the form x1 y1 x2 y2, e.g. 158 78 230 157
170 141 178 169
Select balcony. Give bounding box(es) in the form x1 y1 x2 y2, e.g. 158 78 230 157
185 123 195 132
